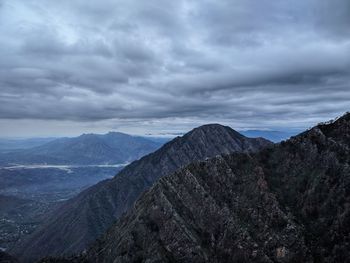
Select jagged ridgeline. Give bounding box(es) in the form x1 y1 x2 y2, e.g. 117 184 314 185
12 124 271 262
39 113 350 263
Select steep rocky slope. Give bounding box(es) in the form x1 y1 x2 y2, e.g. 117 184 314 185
12 124 271 262
63 113 350 262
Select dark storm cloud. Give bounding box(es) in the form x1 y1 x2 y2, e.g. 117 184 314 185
0 0 349 134
316 0 350 37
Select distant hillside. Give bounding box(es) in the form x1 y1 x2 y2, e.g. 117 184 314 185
0 132 161 165
241 130 299 142
0 138 57 153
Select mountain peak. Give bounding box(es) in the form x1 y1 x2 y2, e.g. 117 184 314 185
190 123 236 132
188 123 240 135
105 131 129 136
1 131 160 166
203 123 243 134
194 123 229 129
12 124 272 262
76 113 350 263
77 133 96 138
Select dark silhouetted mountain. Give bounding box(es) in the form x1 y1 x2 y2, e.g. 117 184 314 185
0 251 19 263
11 124 272 262
55 113 350 263
0 132 161 165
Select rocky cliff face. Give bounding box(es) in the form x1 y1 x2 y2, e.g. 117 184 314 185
84 155 310 263
12 124 271 262
65 113 350 263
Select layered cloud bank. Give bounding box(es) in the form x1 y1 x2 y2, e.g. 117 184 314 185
0 0 349 135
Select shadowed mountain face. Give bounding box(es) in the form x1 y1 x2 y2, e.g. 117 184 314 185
0 251 19 263
0 195 56 252
11 124 272 262
55 113 350 263
0 132 161 166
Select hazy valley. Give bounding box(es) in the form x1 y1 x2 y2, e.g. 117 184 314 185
0 132 162 252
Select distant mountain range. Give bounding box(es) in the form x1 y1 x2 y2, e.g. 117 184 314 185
0 129 295 158
145 130 299 143
31 113 350 263
0 132 162 166
241 130 299 142
11 124 272 262
0 138 57 153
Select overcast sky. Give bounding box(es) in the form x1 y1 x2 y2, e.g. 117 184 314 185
0 0 349 137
